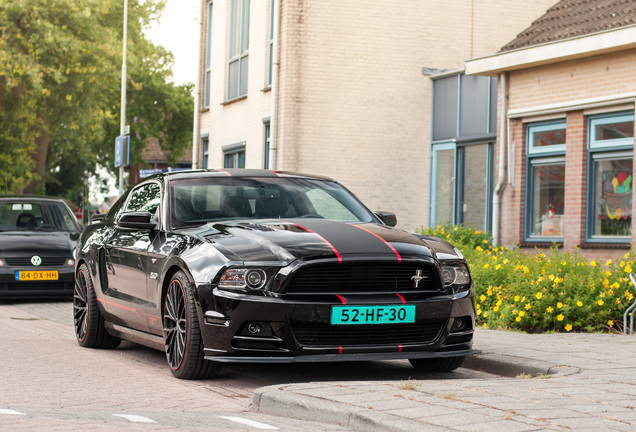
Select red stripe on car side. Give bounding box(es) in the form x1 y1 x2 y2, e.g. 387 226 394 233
396 293 406 304
398 344 403 352
350 224 402 262
269 170 282 177
336 295 346 305
96 297 140 315
339 346 343 354
288 222 343 263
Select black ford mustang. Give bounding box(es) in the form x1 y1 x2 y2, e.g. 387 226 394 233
0 195 80 298
74 169 478 379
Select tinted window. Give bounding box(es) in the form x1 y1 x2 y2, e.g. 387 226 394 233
0 200 80 232
169 177 375 228
125 183 161 215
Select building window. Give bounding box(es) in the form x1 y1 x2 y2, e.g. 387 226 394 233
264 122 270 169
202 137 209 169
429 73 497 231
525 120 566 241
203 2 213 108
223 143 246 168
267 0 274 87
587 112 634 242
227 0 250 101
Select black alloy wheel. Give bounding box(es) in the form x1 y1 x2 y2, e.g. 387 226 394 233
163 270 220 379
73 263 120 349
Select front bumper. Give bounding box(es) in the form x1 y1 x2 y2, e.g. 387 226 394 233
0 266 75 298
197 285 477 363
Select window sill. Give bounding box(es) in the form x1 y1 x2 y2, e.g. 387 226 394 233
221 95 247 106
580 242 630 250
519 242 563 249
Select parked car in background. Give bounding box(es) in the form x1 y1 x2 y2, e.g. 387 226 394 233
74 169 478 379
0 195 81 298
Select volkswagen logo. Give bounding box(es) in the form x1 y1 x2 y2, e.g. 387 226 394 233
31 255 42 266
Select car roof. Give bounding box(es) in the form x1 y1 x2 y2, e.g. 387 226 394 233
0 195 68 203
144 169 336 183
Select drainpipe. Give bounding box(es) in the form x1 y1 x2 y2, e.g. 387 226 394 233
268 0 280 170
191 0 204 170
493 72 508 246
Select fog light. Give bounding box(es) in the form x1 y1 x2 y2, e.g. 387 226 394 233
454 318 464 329
247 322 264 335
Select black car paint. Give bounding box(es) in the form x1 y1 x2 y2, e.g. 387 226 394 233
76 170 477 371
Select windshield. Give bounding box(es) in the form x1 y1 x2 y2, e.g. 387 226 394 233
170 177 375 228
0 200 80 232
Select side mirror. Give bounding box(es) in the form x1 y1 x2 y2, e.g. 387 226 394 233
375 211 397 227
90 214 106 224
117 212 157 230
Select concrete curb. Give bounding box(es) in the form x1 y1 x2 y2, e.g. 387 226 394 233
462 352 580 378
253 385 446 432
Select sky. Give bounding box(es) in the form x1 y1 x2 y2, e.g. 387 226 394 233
146 0 200 86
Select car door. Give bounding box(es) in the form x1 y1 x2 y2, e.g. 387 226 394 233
100 182 161 332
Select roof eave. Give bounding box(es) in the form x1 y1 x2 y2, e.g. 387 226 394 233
466 24 636 76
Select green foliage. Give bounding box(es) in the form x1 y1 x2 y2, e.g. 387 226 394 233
418 223 636 333
0 0 192 202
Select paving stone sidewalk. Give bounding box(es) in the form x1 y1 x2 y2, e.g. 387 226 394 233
254 329 636 431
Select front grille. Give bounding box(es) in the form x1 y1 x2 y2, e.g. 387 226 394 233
291 321 444 346
4 257 68 267
284 263 439 294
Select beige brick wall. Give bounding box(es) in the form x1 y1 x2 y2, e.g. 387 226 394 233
199 0 555 232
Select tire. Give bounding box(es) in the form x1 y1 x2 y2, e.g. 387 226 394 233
73 263 121 349
163 271 221 379
409 356 466 372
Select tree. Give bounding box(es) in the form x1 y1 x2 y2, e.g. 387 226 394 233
0 0 193 201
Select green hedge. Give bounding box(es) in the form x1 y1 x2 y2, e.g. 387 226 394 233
417 223 636 333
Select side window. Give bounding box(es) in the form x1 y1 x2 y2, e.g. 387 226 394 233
125 183 161 216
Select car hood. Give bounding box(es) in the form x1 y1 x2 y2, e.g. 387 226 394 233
188 219 462 265
0 231 78 256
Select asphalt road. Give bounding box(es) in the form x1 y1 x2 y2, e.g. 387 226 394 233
0 300 493 431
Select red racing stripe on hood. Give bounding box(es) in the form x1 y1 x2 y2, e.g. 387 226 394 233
350 224 402 262
287 221 343 263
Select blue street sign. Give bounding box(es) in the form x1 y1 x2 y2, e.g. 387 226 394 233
115 136 123 167
114 135 130 168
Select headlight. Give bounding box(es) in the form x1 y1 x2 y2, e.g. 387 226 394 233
218 268 268 291
441 263 471 286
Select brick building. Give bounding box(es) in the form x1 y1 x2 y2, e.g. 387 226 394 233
466 0 636 258
195 0 554 232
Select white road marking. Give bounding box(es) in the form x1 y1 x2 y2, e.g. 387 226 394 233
112 414 157 423
219 416 279 430
0 409 27 416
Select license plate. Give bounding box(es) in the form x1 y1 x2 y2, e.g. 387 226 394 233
331 305 415 325
15 270 59 281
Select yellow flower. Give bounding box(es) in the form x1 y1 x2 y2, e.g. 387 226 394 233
577 300 583 307
606 260 612 266
525 303 531 310
476 309 482 316
546 306 554 313
535 292 543 299
597 300 604 306
611 282 620 289
561 261 567 266
515 316 521 322
565 324 572 331
480 295 486 302
608 320 614 327
518 311 525 317
476 246 483 252
483 239 488 244
495 264 501 270
493 306 499 312
503 259 509 265
590 260 597 267
557 302 563 309
625 266 632 273
620 261 626 268
482 323 488 328
557 314 564 321
548 274 555 281
514 295 520 302
483 263 490 269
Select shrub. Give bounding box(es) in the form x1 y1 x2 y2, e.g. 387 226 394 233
418 223 636 333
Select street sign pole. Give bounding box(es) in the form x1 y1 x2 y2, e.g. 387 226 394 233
119 0 128 195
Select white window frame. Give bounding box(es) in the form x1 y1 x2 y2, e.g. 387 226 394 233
203 2 213 109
